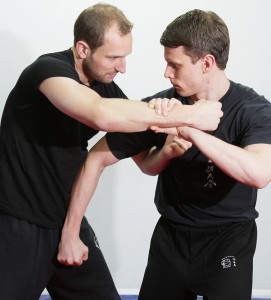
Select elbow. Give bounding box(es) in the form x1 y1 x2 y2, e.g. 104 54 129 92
139 165 159 176
248 174 271 189
89 114 115 132
254 179 270 189
144 171 159 176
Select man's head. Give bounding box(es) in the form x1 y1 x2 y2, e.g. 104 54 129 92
161 9 230 70
74 3 133 52
74 3 133 84
160 9 230 98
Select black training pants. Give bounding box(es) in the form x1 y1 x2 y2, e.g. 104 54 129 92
139 217 257 300
0 212 120 300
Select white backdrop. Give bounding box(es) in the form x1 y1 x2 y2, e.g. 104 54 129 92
1 0 271 296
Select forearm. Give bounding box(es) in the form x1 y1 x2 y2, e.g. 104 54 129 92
183 127 271 188
61 138 119 238
41 77 222 133
133 147 170 176
40 78 193 132
95 98 196 132
62 158 103 238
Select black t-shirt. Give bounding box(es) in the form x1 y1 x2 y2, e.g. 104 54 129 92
106 81 271 227
0 49 127 228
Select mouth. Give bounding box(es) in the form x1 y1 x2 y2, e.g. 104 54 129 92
108 72 118 78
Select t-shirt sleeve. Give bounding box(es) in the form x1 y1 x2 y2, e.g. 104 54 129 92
21 56 79 90
106 130 167 160
239 99 271 147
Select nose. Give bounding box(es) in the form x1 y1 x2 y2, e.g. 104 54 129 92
164 65 173 79
115 58 126 74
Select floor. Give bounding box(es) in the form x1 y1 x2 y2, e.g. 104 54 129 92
39 296 268 300
40 296 137 300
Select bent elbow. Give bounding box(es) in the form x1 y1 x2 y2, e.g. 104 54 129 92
139 166 159 176
255 179 270 189
250 174 271 189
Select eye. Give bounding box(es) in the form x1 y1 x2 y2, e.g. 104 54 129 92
108 56 119 60
169 63 180 70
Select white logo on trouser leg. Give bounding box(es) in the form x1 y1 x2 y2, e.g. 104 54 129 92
221 256 237 268
94 235 100 250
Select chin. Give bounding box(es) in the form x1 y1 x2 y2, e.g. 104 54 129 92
103 79 114 84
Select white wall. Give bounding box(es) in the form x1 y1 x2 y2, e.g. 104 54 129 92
1 0 271 295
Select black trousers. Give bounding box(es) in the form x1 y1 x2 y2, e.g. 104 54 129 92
0 212 120 300
139 217 257 300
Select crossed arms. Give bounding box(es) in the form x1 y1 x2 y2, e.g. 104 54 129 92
39 77 222 132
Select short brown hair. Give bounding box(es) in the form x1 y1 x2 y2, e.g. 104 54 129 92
74 3 133 51
160 9 230 70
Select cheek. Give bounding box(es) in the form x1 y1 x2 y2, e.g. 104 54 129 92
175 69 193 83
101 60 116 71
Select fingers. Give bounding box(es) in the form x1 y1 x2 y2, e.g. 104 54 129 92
57 246 89 266
148 98 164 115
150 126 178 135
173 137 192 149
58 254 88 266
148 98 181 116
170 137 192 155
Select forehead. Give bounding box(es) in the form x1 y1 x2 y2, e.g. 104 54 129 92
164 46 192 64
100 24 132 52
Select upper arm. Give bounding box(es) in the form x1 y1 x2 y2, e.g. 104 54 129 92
244 143 271 186
244 143 271 166
88 137 120 169
39 77 102 129
132 149 152 171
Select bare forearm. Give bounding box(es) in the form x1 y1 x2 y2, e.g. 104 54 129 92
183 127 271 188
62 138 119 237
94 99 197 132
62 160 103 237
133 147 170 176
41 77 223 133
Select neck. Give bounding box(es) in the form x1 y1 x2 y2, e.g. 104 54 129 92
71 47 92 86
190 72 230 103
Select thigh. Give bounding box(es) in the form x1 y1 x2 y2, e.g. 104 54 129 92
0 212 55 300
139 218 197 300
47 217 120 300
205 221 257 300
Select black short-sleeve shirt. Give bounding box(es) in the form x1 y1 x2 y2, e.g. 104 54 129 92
0 49 127 228
106 82 271 227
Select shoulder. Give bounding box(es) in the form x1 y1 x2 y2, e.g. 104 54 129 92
231 81 270 105
225 81 271 118
19 49 79 87
26 49 77 79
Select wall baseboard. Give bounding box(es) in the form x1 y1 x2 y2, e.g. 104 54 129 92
42 289 271 298
117 289 271 298
252 290 271 298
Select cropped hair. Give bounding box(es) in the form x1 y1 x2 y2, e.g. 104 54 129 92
74 3 133 52
160 9 230 70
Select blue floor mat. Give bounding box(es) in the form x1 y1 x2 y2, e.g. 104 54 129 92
39 296 137 300
39 296 268 300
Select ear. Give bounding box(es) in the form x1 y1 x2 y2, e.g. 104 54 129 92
75 41 90 59
202 54 215 74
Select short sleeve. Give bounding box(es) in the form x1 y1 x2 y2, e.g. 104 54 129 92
106 130 167 160
239 99 271 148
